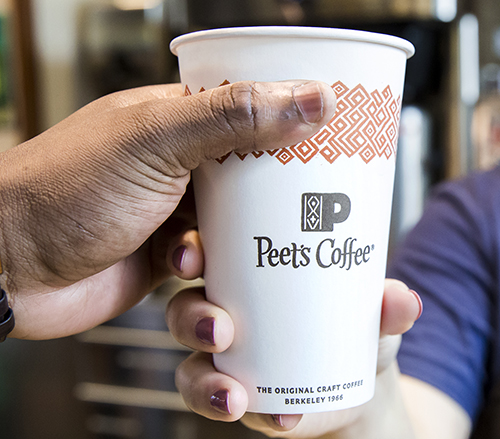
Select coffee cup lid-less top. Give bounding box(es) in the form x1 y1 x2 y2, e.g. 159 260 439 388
170 26 416 59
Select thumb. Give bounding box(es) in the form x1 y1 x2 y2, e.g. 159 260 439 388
126 80 337 175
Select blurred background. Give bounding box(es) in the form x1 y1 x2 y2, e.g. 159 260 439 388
0 0 499 438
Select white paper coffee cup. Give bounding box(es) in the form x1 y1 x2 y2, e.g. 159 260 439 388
171 26 414 414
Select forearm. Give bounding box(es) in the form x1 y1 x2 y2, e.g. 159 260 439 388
330 362 415 439
329 363 472 439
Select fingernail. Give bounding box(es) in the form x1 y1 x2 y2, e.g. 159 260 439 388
195 317 215 345
210 389 231 415
293 82 324 124
271 414 303 430
172 245 187 272
409 290 423 320
272 414 284 427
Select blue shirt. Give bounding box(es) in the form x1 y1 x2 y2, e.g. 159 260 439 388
388 166 500 424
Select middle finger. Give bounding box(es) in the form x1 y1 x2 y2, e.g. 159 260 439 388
166 287 234 353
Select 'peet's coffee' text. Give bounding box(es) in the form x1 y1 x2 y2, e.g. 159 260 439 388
254 236 374 270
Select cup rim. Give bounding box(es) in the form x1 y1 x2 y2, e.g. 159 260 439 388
170 26 415 59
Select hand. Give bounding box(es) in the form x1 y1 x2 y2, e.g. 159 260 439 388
0 80 336 340
167 271 422 438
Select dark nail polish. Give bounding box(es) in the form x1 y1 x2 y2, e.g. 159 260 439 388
195 317 215 345
172 245 187 272
210 389 231 414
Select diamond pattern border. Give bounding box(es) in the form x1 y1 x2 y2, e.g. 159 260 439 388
185 80 401 165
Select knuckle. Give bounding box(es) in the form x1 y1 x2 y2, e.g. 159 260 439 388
174 358 191 394
210 81 259 146
175 353 196 384
126 104 165 144
165 298 184 339
174 353 205 409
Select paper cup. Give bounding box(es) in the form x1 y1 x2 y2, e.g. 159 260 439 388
171 26 414 414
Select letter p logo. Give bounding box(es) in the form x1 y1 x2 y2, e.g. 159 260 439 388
301 193 351 232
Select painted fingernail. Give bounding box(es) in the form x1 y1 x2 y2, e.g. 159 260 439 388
409 290 423 320
271 414 303 430
272 414 284 427
172 245 187 272
195 317 215 345
210 389 231 414
293 82 323 123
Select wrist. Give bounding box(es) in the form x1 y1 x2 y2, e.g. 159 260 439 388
0 288 14 341
330 362 415 439
0 146 43 337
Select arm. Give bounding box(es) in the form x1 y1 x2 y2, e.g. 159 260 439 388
167 323 471 439
168 173 491 438
388 170 500 432
0 80 336 340
399 374 471 439
329 364 416 439
166 278 426 438
328 364 471 439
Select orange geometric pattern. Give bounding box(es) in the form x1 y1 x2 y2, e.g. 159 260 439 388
184 80 401 165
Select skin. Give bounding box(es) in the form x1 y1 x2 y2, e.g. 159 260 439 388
167 264 471 439
0 80 336 340
167 278 422 432
0 79 471 438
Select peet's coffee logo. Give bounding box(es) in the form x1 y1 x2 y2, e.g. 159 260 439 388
302 193 351 232
254 236 373 270
253 192 374 270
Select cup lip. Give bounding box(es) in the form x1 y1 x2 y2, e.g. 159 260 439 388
170 26 415 59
